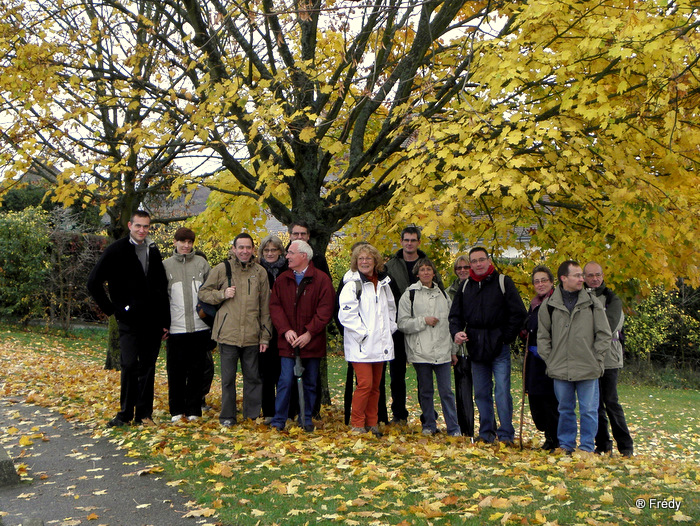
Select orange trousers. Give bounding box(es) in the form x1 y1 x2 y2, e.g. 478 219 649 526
350 362 384 428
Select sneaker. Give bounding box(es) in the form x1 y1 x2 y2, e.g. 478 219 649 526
263 416 273 425
220 419 235 427
366 426 383 438
448 431 462 437
106 417 128 428
136 417 156 427
171 414 185 423
349 427 366 435
187 415 200 422
201 404 213 412
422 428 437 436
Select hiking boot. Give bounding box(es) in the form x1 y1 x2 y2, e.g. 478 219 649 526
366 426 383 438
106 417 128 428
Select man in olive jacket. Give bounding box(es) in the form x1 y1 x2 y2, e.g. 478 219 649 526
538 260 612 453
198 233 272 426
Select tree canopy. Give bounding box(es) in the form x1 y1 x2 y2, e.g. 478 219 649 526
1 0 698 289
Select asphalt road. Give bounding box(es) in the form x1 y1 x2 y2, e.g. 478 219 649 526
0 397 205 526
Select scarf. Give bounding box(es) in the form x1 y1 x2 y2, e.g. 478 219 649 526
469 264 496 282
261 256 286 281
530 287 554 309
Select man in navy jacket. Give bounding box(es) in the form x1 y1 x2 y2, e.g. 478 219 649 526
87 210 170 427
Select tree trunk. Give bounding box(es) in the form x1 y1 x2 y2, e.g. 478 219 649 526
104 316 121 370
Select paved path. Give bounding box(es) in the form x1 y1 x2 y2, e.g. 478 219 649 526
0 398 202 526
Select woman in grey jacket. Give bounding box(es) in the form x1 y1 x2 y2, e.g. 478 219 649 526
398 258 460 436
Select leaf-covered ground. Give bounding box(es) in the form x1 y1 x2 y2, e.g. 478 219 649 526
1 328 699 525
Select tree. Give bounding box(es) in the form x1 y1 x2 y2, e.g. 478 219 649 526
2 0 699 288
388 1 700 291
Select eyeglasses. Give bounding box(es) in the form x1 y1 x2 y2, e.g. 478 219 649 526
533 278 550 285
263 248 280 253
469 257 488 264
455 265 470 271
358 257 374 262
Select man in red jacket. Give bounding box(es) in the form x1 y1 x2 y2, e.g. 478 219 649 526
268 240 335 432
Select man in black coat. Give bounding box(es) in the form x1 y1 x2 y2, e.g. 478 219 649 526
87 210 170 427
449 247 527 444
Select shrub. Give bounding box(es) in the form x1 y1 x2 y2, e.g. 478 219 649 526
0 207 51 321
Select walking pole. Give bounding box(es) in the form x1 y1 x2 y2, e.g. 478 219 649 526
519 334 529 450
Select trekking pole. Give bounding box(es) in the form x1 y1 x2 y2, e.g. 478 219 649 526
519 334 529 450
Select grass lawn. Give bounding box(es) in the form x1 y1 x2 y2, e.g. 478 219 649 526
1 324 699 525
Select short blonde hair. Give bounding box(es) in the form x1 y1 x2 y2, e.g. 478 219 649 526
453 255 470 274
349 243 384 273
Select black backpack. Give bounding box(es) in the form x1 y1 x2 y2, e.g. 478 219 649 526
196 260 232 327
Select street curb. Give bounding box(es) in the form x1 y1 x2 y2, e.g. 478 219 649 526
0 445 20 487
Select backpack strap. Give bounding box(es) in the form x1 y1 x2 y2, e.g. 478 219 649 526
409 289 416 317
224 259 232 287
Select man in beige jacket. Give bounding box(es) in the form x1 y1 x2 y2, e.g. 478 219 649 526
199 233 271 426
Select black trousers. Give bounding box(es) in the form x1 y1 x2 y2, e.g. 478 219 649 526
116 322 162 422
595 368 634 454
166 331 210 417
259 335 281 418
528 394 560 444
388 332 409 421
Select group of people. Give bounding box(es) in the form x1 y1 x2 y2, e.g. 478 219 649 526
87 213 633 456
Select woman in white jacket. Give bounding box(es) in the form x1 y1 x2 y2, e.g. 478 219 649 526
338 243 397 436
398 258 460 436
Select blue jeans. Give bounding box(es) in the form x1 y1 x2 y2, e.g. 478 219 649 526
471 344 514 442
271 357 320 429
414 363 460 435
553 379 599 452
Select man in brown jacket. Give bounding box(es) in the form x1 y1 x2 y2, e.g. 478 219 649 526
198 233 272 426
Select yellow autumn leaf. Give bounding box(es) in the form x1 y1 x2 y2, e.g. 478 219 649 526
19 435 33 446
600 492 614 504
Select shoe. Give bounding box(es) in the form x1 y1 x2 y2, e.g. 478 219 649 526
621 450 634 457
303 424 315 433
106 417 128 428
554 447 574 456
366 426 383 438
263 416 273 425
422 428 437 436
473 436 493 444
594 448 613 455
448 431 462 437
390 417 408 425
135 417 156 427
541 438 558 451
201 404 213 412
187 415 200 422
171 414 185 423
500 440 516 447
349 427 366 435
220 419 235 427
